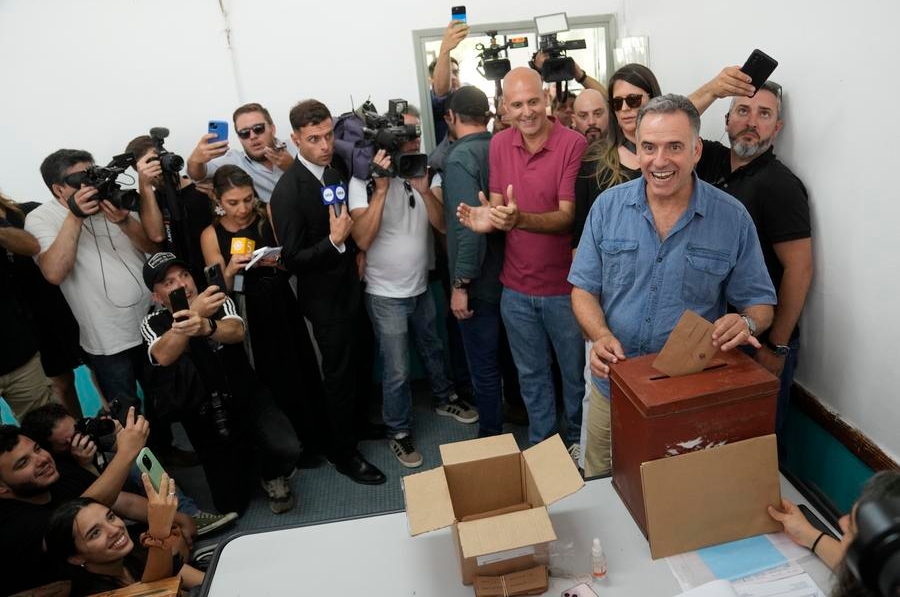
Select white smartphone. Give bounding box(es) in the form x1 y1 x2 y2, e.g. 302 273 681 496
562 583 599 597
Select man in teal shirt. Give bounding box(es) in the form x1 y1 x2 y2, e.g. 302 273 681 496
442 86 504 437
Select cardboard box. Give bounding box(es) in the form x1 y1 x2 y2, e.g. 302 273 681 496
403 433 584 585
641 434 783 558
610 349 778 536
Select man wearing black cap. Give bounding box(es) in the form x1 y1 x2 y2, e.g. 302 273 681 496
441 86 506 438
139 252 301 515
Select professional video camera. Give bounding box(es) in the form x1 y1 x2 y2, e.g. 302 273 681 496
476 30 529 82
532 12 586 83
359 98 426 178
66 152 140 215
149 127 185 174
846 498 900 597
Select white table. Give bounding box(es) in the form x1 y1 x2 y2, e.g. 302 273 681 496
201 476 833 596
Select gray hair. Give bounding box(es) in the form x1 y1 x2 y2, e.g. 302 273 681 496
728 80 783 119
636 94 701 139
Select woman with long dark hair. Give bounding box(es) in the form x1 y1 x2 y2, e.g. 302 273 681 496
200 165 325 463
769 470 900 597
45 473 203 595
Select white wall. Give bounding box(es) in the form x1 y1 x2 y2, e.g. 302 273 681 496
1 0 897 460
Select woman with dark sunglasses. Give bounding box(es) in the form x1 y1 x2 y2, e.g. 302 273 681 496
573 64 661 254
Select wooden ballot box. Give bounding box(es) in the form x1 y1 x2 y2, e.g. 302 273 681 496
610 349 778 536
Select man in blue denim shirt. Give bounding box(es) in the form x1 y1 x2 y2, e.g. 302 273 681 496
568 95 776 476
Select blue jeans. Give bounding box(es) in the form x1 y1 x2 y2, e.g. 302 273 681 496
500 288 584 444
82 344 146 416
457 299 504 437
366 288 454 436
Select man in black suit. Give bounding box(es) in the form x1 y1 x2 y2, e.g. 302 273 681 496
269 99 386 485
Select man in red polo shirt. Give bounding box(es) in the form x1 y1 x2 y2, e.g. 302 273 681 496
458 67 588 459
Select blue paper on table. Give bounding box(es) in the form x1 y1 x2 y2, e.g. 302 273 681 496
697 535 786 580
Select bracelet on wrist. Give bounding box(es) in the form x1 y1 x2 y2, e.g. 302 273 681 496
810 531 826 553
140 525 182 550
576 71 588 84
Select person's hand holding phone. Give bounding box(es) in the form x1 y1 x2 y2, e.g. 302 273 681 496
189 284 227 319
263 143 293 170
142 472 178 541
189 133 229 166
442 18 469 52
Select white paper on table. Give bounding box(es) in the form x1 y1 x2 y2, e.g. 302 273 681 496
732 572 825 597
666 533 815 591
245 246 282 270
675 579 739 597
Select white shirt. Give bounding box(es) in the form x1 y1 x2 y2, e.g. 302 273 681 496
348 176 432 298
25 200 151 355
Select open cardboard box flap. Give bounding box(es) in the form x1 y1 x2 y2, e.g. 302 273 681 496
404 434 584 537
404 466 456 536
522 434 585 505
458 508 557 559
440 433 520 465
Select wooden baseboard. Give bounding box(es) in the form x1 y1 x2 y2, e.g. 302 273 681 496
792 384 898 471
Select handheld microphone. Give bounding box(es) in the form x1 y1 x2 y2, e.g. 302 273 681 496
321 168 347 216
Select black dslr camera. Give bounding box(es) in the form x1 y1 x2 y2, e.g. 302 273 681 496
149 127 185 174
531 12 586 83
75 417 118 452
66 152 141 214
360 99 427 178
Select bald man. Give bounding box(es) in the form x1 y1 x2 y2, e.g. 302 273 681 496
457 68 588 461
572 88 610 142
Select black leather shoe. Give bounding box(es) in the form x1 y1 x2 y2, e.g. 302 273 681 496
330 452 387 485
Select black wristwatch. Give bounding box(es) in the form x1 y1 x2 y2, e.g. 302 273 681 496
205 318 218 337
765 339 790 357
452 278 470 290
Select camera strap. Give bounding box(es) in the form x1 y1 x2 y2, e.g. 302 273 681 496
66 194 90 218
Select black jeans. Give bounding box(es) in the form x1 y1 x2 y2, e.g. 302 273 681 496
181 384 301 515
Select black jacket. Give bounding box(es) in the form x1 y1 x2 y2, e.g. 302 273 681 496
269 157 360 325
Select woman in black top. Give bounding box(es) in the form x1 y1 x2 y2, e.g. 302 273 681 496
200 165 325 458
573 64 662 249
44 472 203 596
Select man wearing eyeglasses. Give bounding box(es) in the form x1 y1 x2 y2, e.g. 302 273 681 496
187 102 296 202
347 109 478 470
693 76 812 446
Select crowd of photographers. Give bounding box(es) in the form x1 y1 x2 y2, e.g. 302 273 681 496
0 17 830 595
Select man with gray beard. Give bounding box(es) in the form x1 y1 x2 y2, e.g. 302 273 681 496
695 80 812 449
